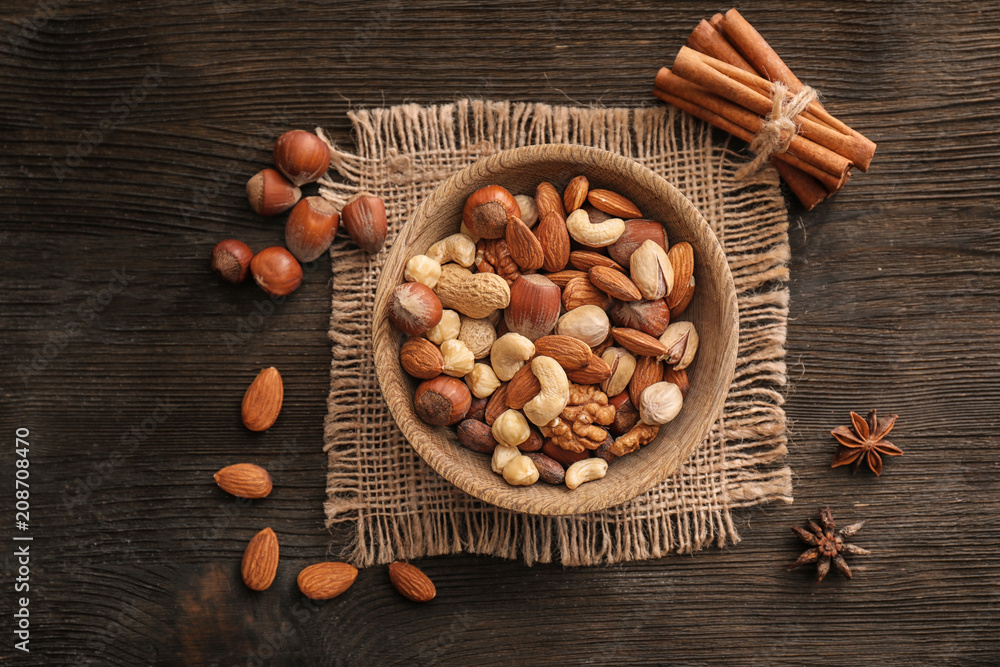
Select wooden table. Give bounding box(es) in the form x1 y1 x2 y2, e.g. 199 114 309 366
3 2 998 664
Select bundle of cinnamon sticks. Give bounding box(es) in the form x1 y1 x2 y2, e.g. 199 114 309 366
654 9 875 209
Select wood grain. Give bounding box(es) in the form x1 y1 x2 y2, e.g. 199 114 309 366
1 1 999 664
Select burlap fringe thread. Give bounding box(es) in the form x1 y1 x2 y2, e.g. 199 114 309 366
319 100 793 567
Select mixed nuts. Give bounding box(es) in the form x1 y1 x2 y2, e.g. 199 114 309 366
392 178 699 490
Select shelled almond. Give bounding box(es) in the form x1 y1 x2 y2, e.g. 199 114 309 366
392 179 699 490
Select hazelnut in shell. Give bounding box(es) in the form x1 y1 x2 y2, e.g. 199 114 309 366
504 274 561 342
341 193 387 254
251 247 302 297
273 129 331 186
462 185 519 239
389 282 443 336
414 376 471 426
285 196 340 262
247 168 301 217
211 239 253 284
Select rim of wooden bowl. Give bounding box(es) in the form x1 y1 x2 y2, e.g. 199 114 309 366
372 144 738 516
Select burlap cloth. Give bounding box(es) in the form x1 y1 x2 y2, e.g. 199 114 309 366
318 100 793 567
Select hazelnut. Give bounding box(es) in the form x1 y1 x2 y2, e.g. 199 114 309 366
505 274 561 342
211 239 253 284
609 298 672 337
440 339 475 378
426 309 461 345
404 255 442 289
462 185 519 239
608 391 639 436
502 454 539 486
250 247 302 297
388 282 443 336
341 193 387 254
273 130 331 186
247 168 301 217
608 219 667 266
413 376 471 426
285 197 339 262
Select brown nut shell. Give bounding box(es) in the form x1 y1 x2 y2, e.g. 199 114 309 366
414 376 471 426
341 193 387 254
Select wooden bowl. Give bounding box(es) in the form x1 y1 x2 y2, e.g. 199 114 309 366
373 144 738 516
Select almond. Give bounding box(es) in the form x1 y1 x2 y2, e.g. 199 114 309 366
588 266 641 302
566 355 612 384
505 216 545 271
629 355 663 406
388 561 436 602
664 366 690 397
611 327 668 357
506 363 542 409
545 269 588 287
535 210 570 272
534 182 566 221
587 189 642 219
241 527 279 591
241 367 284 432
214 463 272 499
400 337 445 379
484 383 509 425
534 334 592 371
569 250 624 273
667 242 694 297
297 562 358 600
563 175 589 212
562 276 612 311
668 275 696 318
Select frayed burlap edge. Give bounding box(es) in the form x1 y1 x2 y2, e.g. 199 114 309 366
318 100 793 567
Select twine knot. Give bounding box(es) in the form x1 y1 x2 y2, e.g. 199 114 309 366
736 82 817 179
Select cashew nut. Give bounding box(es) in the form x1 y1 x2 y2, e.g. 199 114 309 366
458 316 496 359
491 444 521 474
492 409 531 448
565 208 625 247
522 355 570 427
490 332 535 381
426 309 461 345
502 455 539 486
638 381 683 425
555 305 611 348
465 363 501 399
630 239 674 301
404 254 442 289
435 265 511 319
428 233 477 268
515 194 538 226
564 458 608 490
441 339 475 378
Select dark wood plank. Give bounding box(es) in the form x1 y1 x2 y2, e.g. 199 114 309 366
2 1 999 664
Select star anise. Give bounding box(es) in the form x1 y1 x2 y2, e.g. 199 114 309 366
830 409 902 475
789 508 870 581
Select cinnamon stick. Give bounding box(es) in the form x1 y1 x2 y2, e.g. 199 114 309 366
718 8 876 168
653 69 848 192
686 18 828 208
673 47 874 171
